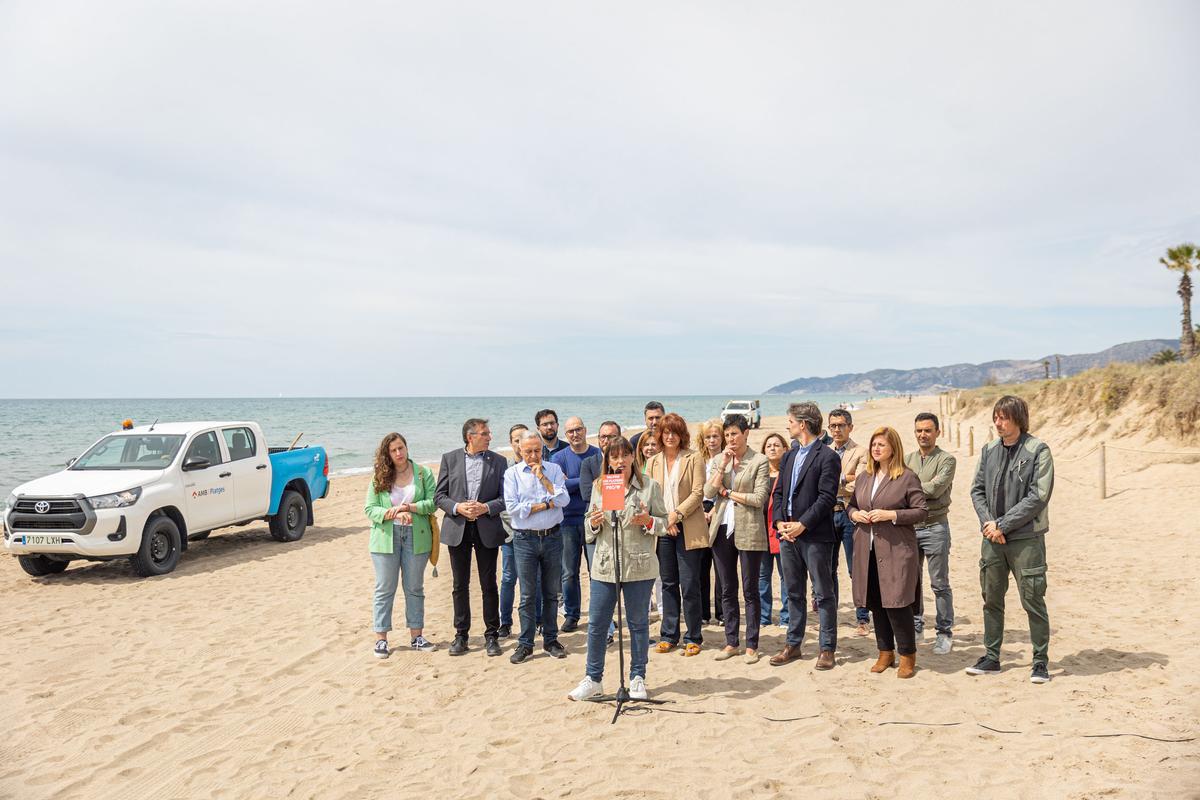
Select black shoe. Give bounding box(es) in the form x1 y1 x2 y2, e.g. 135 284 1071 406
1030 662 1051 684
448 635 469 656
965 656 1001 675
510 645 533 664
561 617 579 633
485 637 502 657
497 624 512 639
544 640 568 659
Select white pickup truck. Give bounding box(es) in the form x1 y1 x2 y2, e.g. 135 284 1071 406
720 400 762 429
2 421 330 578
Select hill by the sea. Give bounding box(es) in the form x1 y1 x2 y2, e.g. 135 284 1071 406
765 338 1181 395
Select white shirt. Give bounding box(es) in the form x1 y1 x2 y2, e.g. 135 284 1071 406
869 473 884 548
390 480 415 531
663 454 683 515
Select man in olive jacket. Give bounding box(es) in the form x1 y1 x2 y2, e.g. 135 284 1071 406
967 395 1055 684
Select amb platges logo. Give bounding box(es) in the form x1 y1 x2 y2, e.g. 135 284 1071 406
191 487 227 499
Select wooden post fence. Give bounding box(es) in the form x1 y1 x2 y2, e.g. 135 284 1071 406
1099 441 1107 499
969 427 975 456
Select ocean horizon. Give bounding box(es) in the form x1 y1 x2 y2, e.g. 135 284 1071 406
0 393 866 499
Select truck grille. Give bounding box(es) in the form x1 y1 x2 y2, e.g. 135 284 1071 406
8 497 94 535
15 499 83 514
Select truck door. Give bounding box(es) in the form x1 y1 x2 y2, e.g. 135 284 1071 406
222 425 270 520
181 430 237 533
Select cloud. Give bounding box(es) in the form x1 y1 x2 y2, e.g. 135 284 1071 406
0 1 1198 396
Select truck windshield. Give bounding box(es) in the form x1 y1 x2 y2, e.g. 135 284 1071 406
727 403 750 410
71 434 186 470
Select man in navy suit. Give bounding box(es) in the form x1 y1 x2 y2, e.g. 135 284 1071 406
435 418 511 657
769 402 842 670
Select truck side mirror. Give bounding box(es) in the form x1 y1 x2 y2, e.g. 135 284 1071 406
182 456 211 472
65 457 76 467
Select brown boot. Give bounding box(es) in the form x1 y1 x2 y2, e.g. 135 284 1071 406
897 653 916 678
870 650 895 673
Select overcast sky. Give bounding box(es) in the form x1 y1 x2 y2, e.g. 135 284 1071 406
1 1 1197 397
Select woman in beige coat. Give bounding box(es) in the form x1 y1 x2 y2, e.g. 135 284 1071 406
849 426 928 678
646 413 708 656
704 415 771 663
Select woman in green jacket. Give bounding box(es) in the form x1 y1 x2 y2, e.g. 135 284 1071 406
364 432 438 658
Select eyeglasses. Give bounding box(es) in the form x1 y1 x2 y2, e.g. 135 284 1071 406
565 427 585 435
828 423 848 430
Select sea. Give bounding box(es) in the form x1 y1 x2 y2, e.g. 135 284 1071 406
0 394 865 499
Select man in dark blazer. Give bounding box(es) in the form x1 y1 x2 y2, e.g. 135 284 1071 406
769 402 842 670
435 418 510 657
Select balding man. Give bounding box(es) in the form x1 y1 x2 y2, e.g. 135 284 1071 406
551 417 602 632
504 430 571 664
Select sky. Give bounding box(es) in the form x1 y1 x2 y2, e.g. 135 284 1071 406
1 1 1198 397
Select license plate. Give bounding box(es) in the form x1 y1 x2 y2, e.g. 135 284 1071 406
21 535 63 546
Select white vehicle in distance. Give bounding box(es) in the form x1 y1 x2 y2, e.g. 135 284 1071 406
3 421 329 578
720 400 761 429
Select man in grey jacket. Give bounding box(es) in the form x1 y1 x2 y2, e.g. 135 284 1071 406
966 395 1055 684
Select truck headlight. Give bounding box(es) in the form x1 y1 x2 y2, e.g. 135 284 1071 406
87 487 142 509
2 494 15 515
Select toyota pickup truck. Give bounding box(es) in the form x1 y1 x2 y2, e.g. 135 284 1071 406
2 421 329 578
720 400 762 429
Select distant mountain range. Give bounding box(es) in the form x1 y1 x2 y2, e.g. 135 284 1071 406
765 339 1181 395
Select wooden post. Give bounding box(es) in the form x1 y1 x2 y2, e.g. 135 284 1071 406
956 424 961 448
1099 441 1107 500
969 427 975 456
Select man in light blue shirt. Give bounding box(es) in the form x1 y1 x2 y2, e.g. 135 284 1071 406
504 430 570 664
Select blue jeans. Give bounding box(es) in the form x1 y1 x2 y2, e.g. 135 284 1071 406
560 522 585 621
780 537 837 651
833 510 870 624
758 551 789 626
371 525 428 632
500 540 541 628
586 579 653 682
513 530 563 649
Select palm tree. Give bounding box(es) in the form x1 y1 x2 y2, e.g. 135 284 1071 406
1149 348 1180 365
1160 243 1198 360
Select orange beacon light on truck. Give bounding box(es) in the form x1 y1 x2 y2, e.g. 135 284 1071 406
121 419 134 430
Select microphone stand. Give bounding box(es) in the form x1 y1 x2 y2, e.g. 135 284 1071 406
589 502 667 724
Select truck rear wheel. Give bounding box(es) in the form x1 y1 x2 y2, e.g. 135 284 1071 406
130 515 182 577
18 555 70 577
269 490 307 542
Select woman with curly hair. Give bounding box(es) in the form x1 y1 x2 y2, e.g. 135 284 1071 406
364 432 439 658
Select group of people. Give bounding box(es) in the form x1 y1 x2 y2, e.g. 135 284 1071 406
364 395 1056 702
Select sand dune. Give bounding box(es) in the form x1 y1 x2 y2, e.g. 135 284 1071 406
1 397 1197 799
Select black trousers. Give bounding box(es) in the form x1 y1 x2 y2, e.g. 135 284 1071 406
699 547 724 621
866 547 917 656
448 522 500 638
711 527 764 650
657 535 704 645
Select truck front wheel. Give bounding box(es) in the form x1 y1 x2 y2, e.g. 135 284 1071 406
18 555 70 577
269 490 307 543
130 515 182 577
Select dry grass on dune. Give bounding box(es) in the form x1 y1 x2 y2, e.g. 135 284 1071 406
955 357 1200 446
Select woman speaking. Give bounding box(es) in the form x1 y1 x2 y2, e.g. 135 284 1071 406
567 437 667 702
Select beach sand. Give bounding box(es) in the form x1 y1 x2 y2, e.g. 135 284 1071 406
1 397 1197 798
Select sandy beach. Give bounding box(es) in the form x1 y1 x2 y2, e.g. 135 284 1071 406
1 396 1197 799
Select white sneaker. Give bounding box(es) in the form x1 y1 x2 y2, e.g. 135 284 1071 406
932 633 953 655
629 676 648 700
568 677 603 702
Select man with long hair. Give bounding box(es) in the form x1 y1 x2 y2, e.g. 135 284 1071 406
966 396 1055 684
